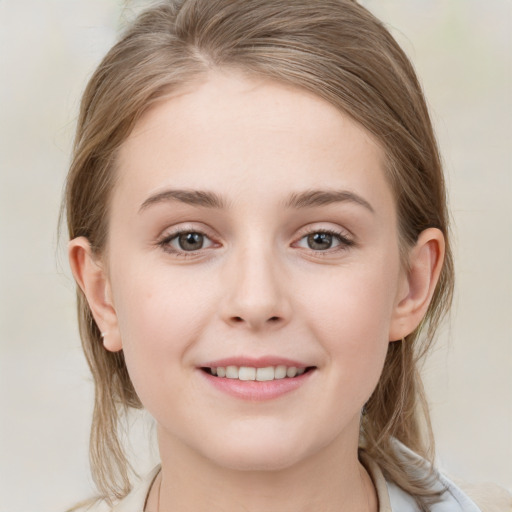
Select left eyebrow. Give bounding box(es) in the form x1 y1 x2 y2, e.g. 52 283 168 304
285 189 375 213
138 189 227 213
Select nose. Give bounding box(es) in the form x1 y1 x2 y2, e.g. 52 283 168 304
219 245 292 331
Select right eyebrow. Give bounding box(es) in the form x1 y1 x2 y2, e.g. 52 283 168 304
285 189 375 213
138 189 227 213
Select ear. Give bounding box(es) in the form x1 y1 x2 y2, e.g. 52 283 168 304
389 228 445 341
68 237 122 352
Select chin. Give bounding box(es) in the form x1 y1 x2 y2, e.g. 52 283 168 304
201 431 315 472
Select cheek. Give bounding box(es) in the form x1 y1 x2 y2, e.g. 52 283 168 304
113 257 212 337
109 265 213 404
297 261 399 393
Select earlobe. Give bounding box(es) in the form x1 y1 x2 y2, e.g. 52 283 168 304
68 237 123 352
389 228 445 341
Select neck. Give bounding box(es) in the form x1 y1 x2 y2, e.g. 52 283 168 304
150 423 378 512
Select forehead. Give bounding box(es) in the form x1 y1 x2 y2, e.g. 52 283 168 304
114 70 393 215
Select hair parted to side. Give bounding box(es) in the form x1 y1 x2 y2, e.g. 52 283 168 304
65 0 454 508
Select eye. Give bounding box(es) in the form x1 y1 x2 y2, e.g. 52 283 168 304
305 232 336 250
159 230 215 254
295 230 353 251
176 232 207 251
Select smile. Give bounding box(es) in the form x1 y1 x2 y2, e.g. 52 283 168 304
199 358 317 400
203 365 312 381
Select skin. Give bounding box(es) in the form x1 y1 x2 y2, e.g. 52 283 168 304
69 70 444 512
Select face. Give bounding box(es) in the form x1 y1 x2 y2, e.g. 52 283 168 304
100 71 409 471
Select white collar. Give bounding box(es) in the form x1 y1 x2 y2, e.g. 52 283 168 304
108 445 482 512
361 441 482 512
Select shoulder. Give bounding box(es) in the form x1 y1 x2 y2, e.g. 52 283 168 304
387 474 509 512
454 481 512 512
392 441 511 512
68 466 160 512
69 500 110 512
362 440 511 512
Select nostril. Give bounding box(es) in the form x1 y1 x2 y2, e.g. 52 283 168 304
228 315 283 327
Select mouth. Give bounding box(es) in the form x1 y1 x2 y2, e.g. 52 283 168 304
199 359 317 400
201 365 316 381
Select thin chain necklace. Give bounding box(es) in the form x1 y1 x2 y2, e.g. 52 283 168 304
360 463 376 512
151 469 376 512
157 473 162 512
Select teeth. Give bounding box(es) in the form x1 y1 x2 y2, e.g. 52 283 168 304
274 365 287 379
210 365 309 381
239 367 256 381
286 367 297 378
226 366 238 379
256 367 274 381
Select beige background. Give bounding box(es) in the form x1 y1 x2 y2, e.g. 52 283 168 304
0 1 510 510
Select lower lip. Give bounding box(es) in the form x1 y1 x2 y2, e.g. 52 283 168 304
199 369 315 401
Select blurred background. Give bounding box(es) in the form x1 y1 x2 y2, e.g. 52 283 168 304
0 1 510 510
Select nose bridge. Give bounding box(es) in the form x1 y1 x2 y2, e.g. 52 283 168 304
221 234 290 330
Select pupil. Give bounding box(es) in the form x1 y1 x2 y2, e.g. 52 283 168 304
308 233 332 250
179 232 203 250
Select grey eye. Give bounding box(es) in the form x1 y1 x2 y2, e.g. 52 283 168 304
177 232 205 251
306 232 334 250
295 230 352 252
160 229 215 255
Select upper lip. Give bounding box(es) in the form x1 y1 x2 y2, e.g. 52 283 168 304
200 356 313 369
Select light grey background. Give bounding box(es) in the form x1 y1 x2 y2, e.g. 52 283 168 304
0 1 510 510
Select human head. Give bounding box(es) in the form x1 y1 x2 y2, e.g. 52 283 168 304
65 0 453 503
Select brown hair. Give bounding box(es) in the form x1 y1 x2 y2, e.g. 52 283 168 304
65 0 454 508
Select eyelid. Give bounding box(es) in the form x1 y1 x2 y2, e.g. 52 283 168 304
155 222 355 257
294 222 354 241
156 223 221 257
292 224 355 253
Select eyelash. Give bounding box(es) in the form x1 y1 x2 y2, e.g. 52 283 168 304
294 228 355 254
156 227 355 258
157 228 217 258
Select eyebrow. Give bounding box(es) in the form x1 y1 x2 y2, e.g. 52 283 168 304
285 189 375 213
138 187 374 214
139 189 226 212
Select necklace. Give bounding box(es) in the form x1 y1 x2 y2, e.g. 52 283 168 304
144 471 162 512
360 463 377 512
150 466 376 512
157 473 162 512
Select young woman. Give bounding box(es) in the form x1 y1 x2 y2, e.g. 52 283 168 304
64 1 509 511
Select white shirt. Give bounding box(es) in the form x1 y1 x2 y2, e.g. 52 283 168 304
77 444 510 511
